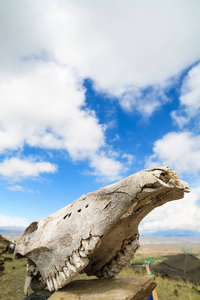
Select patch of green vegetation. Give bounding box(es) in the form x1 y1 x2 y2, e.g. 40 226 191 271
0 253 32 300
0 253 200 300
155 276 200 300
119 257 200 300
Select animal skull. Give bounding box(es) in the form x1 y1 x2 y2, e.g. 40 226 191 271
14 167 189 294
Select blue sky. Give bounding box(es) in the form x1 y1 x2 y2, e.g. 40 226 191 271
0 0 200 236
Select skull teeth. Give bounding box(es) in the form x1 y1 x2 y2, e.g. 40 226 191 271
97 235 140 278
25 235 138 293
71 251 89 269
33 235 101 292
66 260 76 275
59 271 67 284
52 277 58 290
79 249 87 257
46 267 73 291
81 235 101 255
44 235 139 292
63 266 70 278
56 273 62 288
88 236 100 249
72 252 82 269
46 278 54 292
82 240 90 253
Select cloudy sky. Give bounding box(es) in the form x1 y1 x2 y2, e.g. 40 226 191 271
0 0 200 236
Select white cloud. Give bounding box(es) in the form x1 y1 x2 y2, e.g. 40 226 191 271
119 86 169 117
171 111 188 128
86 151 135 182
52 1 200 92
7 185 25 191
192 186 200 199
146 131 200 174
89 152 125 182
7 185 34 193
0 157 57 181
180 63 200 111
1 0 200 181
139 192 200 234
122 153 135 166
0 214 29 227
0 63 105 158
1 1 200 115
172 63 200 127
0 61 128 180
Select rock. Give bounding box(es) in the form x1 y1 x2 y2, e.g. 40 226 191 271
21 289 53 300
48 276 156 300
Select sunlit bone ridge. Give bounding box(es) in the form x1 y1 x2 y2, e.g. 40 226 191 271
14 167 189 294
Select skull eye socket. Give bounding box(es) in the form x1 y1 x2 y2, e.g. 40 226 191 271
14 223 38 260
24 222 38 243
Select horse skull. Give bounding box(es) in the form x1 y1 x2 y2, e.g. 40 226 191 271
14 167 189 294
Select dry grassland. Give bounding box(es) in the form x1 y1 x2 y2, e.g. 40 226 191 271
0 243 200 300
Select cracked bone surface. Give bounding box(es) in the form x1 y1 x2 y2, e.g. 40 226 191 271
14 167 189 293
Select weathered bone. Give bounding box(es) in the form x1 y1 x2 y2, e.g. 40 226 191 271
14 167 189 293
24 275 32 296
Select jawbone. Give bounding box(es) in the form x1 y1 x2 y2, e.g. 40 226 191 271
14 167 189 293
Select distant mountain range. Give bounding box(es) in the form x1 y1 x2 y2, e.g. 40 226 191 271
1 226 200 244
0 226 25 236
141 230 200 237
140 235 200 244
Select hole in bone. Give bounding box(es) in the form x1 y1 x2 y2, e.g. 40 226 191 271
29 229 38 240
77 209 81 212
160 172 169 183
63 213 72 219
103 201 112 210
24 222 38 243
85 204 89 208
